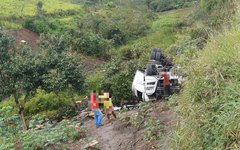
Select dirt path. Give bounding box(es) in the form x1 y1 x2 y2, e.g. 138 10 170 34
68 102 177 150
84 110 139 150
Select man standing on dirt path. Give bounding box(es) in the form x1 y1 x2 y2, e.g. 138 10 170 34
162 69 170 98
90 90 103 128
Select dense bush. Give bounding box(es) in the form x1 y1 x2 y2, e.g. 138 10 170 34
85 71 104 92
76 4 150 46
22 17 64 34
38 33 71 53
100 57 142 105
24 90 77 118
171 29 240 149
72 32 111 58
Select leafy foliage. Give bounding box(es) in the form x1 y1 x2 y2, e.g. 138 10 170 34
0 30 85 129
19 120 86 149
70 31 111 58
0 116 86 150
23 17 65 34
24 90 77 118
144 118 164 141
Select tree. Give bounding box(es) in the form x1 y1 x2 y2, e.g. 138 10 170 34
0 33 45 130
0 31 85 130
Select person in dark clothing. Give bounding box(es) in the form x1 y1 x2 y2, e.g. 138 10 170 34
161 69 170 97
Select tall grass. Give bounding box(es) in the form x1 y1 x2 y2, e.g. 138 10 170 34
171 28 240 149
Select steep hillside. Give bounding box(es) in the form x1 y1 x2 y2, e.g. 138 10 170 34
171 27 240 150
1 0 239 149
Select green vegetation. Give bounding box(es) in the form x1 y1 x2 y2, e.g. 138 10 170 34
146 0 195 12
0 30 85 130
171 28 240 150
0 0 81 17
24 89 79 118
198 0 236 28
0 108 86 150
1 0 239 149
169 1 240 149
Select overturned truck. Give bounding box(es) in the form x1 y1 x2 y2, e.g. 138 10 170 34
132 49 181 101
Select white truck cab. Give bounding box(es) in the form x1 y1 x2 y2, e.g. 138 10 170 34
132 49 181 101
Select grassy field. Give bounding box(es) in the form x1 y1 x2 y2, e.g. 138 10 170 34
0 0 81 18
0 20 22 28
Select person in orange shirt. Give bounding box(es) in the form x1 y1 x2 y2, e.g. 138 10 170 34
90 90 102 127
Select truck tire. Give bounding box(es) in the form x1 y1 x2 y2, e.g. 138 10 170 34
146 64 157 76
155 51 161 62
146 64 153 75
150 48 162 61
150 50 156 60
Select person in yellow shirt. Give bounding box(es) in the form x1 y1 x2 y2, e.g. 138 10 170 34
99 92 116 123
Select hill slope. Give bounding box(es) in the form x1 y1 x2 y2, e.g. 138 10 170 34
171 28 240 149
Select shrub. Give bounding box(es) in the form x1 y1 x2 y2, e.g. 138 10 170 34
85 71 104 92
73 32 111 58
24 90 77 119
38 33 71 53
144 119 164 141
101 59 140 105
22 17 64 34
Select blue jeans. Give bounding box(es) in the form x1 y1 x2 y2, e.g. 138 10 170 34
92 109 102 127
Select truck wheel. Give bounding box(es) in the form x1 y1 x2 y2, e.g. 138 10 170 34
146 64 153 75
155 51 161 62
150 50 156 60
146 64 157 75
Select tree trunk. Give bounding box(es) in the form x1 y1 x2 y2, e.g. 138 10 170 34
13 92 28 130
19 106 28 131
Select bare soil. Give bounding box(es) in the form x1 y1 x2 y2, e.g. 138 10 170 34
7 28 39 49
67 101 177 150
